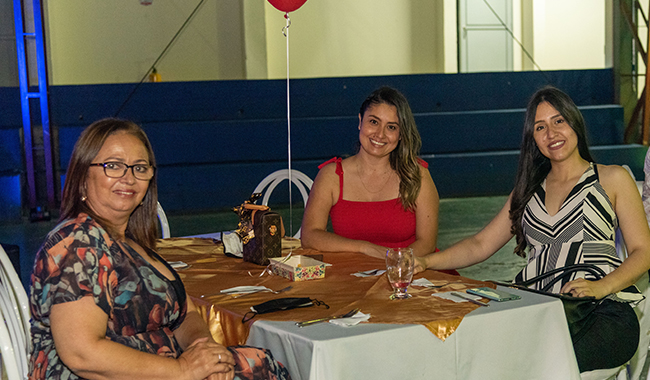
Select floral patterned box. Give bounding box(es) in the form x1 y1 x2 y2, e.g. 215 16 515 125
269 255 326 281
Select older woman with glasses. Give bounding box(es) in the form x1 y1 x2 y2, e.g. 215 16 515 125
28 118 291 380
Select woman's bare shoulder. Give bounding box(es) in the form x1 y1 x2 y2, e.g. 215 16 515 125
318 161 337 175
418 162 432 175
313 158 343 189
597 163 636 182
418 160 435 183
596 164 639 203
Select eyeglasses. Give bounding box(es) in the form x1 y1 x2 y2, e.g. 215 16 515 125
89 162 155 180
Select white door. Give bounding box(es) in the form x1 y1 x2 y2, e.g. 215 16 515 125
459 0 513 72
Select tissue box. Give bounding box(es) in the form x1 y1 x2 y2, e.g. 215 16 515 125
269 255 326 281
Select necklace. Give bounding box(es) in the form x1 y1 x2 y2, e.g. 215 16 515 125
356 161 394 194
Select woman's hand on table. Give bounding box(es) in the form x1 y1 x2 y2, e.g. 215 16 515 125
360 242 390 259
414 256 428 274
178 337 235 380
560 278 610 300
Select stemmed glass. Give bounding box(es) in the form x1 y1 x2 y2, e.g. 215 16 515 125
385 248 415 300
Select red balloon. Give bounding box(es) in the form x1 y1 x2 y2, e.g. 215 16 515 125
267 0 307 13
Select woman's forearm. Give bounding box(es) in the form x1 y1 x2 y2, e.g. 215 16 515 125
174 310 214 349
301 229 386 257
59 337 186 380
423 196 515 270
423 234 504 270
408 238 437 257
50 297 228 380
599 247 650 295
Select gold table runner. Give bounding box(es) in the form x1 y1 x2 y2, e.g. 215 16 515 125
157 238 495 345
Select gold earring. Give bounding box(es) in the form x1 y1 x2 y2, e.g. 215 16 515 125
81 195 87 202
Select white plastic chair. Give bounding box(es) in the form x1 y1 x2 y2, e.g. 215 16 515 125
0 306 21 380
609 166 650 380
580 367 627 380
0 245 29 340
157 201 171 239
0 244 30 378
253 169 313 238
627 271 650 380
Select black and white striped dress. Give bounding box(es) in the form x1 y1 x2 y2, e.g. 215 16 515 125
514 163 623 293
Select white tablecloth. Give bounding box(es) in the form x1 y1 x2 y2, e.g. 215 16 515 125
246 286 581 380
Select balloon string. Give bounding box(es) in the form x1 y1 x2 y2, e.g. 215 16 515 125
282 14 291 37
284 13 294 243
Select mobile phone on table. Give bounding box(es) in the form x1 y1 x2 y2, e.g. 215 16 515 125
466 287 521 302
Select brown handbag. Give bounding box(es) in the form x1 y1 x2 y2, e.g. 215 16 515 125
234 194 285 265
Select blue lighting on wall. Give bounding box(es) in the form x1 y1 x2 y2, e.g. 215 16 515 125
0 175 22 221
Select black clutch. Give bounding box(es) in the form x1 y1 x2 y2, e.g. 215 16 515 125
242 297 328 323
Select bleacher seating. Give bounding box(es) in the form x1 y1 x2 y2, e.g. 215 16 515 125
0 68 645 219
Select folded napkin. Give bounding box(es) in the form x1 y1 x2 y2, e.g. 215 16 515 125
411 278 435 287
329 311 371 327
222 232 243 258
411 278 448 288
220 286 270 295
432 291 484 303
352 269 386 277
168 261 190 270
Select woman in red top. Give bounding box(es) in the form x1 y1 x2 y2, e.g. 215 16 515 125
301 86 440 259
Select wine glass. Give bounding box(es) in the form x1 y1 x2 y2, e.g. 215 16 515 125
385 248 415 300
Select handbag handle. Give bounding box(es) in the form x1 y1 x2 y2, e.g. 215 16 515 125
516 263 607 292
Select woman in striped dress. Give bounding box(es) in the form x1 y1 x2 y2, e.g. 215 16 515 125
415 86 650 372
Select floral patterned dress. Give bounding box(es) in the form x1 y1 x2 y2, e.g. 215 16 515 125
29 214 291 380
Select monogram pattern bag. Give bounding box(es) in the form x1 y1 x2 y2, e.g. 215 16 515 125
234 194 285 265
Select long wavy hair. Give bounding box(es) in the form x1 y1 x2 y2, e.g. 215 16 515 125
359 86 423 211
59 118 159 250
509 86 594 257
